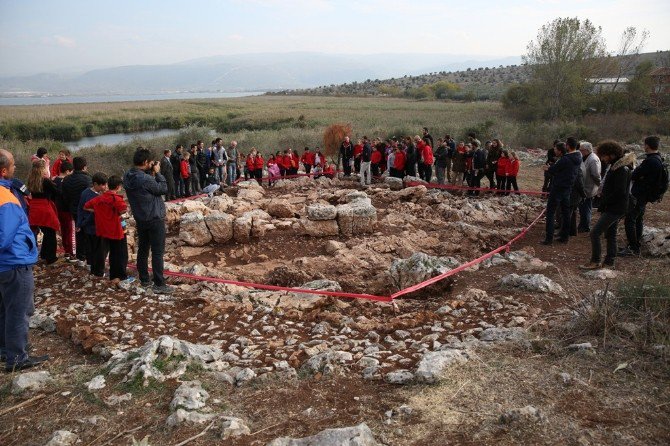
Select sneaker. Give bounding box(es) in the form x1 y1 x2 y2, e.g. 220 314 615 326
76 260 87 268
140 280 153 288
152 284 175 295
579 262 603 270
617 247 640 257
5 355 49 373
0 343 32 362
122 277 136 285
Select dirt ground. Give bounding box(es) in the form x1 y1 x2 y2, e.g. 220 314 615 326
1 163 669 446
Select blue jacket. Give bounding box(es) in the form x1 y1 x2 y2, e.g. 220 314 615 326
123 167 167 222
77 188 99 235
548 151 582 192
0 179 38 272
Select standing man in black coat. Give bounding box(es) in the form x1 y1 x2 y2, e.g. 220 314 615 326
61 156 92 264
339 137 354 177
541 137 583 245
621 135 664 256
160 149 175 201
581 142 635 269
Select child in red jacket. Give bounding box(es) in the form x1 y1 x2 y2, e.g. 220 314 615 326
496 150 511 192
180 152 191 196
83 175 134 285
254 151 264 184
507 151 520 193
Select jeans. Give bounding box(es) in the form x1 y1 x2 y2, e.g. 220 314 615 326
591 212 623 263
136 218 166 287
215 165 226 184
0 266 34 366
624 198 646 252
545 188 571 242
227 163 237 186
175 177 185 198
436 166 446 185
578 197 593 231
360 161 371 185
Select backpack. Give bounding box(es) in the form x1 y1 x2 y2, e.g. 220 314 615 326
649 156 669 203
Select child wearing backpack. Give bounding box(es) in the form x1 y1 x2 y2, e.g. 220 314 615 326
84 175 134 285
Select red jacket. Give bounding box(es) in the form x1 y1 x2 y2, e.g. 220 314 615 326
180 159 190 179
51 157 72 178
422 145 434 165
246 155 256 170
371 150 382 164
497 157 510 177
353 144 363 158
291 153 299 168
281 155 291 169
28 198 60 232
301 152 316 166
509 159 520 177
255 155 264 170
83 191 127 240
394 151 406 170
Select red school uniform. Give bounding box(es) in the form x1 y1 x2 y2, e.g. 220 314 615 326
281 155 292 169
246 155 256 170
255 154 265 170
83 191 127 240
394 151 406 170
180 159 190 179
509 159 520 176
301 151 316 166
371 150 382 164
422 145 434 165
496 157 510 177
353 144 363 158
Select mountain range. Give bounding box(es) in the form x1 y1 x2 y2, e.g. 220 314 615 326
0 52 521 97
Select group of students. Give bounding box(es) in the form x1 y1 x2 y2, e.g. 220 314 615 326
338 128 523 191
21 150 135 287
540 135 666 270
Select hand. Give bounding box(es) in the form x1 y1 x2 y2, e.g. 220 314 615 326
543 165 549 171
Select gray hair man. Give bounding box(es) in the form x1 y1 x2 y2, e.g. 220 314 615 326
577 141 602 232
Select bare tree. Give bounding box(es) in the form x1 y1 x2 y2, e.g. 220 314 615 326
605 27 650 113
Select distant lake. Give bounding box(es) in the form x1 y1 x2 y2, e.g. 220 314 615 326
65 129 183 151
0 91 265 106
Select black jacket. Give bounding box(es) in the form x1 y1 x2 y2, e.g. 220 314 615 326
570 168 586 207
548 151 582 192
362 142 372 162
473 148 488 170
599 152 634 215
123 167 167 222
486 146 501 172
160 156 173 179
631 152 663 202
339 142 353 160
435 145 449 168
61 170 92 216
406 144 417 165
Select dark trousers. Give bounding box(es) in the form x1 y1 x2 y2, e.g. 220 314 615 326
542 171 552 192
304 165 312 175
165 174 176 200
591 212 623 264
354 157 361 173
254 169 263 184
390 168 404 179
136 218 166 287
176 176 185 198
420 164 432 183
578 197 593 231
371 163 380 178
87 233 104 277
485 170 496 188
190 168 201 194
0 266 34 366
102 237 129 281
75 229 88 261
279 167 286 178
38 226 57 263
496 175 507 191
343 158 352 176
624 199 646 252
507 176 519 192
406 163 416 178
545 188 571 242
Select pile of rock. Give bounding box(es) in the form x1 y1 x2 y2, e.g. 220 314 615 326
642 226 670 257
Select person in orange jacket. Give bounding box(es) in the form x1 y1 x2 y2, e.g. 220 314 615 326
254 150 264 184
496 149 511 192
83 175 134 284
180 152 191 196
507 151 520 193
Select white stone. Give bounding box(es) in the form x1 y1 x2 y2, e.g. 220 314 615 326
388 252 461 290
170 381 209 411
385 370 415 384
179 212 212 247
499 273 564 294
307 204 338 221
166 408 216 427
267 200 296 218
205 211 235 243
267 423 380 446
219 416 251 440
45 430 78 446
86 375 106 391
415 349 470 383
11 371 53 394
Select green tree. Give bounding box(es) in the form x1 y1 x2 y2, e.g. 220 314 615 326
430 81 461 99
626 60 655 112
524 17 608 118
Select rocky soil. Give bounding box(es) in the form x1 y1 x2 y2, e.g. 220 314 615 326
1 167 669 446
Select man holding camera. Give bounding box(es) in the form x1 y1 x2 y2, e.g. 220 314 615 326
123 147 174 294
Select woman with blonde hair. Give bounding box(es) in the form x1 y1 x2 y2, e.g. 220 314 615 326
26 159 61 264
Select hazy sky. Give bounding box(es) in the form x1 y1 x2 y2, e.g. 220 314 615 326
1 0 668 76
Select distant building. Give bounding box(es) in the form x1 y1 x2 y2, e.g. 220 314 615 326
650 67 670 107
589 77 629 94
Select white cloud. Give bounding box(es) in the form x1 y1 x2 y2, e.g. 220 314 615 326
53 35 76 48
229 34 243 41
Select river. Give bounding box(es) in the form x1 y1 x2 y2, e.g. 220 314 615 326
0 91 265 106
64 129 184 151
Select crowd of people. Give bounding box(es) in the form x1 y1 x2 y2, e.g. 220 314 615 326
540 135 666 270
0 130 666 372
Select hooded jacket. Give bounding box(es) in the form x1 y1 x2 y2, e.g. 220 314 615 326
123 167 167 223
84 191 127 240
599 152 635 215
631 152 664 202
548 151 582 192
0 179 38 272
61 170 92 216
